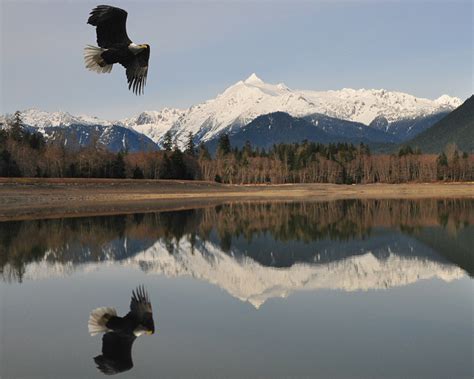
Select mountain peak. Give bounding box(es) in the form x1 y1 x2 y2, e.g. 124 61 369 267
244 73 264 84
5 78 463 150
435 94 462 108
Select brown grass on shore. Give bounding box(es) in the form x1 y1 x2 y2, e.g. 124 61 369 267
0 178 473 221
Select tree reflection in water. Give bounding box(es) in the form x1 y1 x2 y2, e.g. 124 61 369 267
0 198 472 283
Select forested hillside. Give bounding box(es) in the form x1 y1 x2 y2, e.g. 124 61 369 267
405 96 474 153
1 112 473 183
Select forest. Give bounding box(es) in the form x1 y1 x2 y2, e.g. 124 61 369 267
1 111 473 184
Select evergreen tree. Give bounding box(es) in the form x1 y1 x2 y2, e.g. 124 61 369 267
398 146 414 157
111 152 126 178
132 165 145 179
170 149 187 179
0 150 21 177
162 131 173 151
198 143 211 160
10 111 24 142
159 153 172 179
437 152 448 167
217 133 231 156
27 132 45 150
243 140 253 157
185 132 196 156
436 152 448 180
68 163 77 177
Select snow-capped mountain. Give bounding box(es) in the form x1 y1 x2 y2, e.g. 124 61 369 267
0 108 158 153
12 236 466 309
121 108 186 144
129 239 464 309
162 73 461 146
2 74 461 150
13 108 113 130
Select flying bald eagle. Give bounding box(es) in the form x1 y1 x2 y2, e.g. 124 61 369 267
88 286 155 375
84 5 150 95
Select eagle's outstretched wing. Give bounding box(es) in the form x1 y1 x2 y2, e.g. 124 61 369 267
94 331 136 375
129 285 152 316
87 5 131 48
124 49 150 95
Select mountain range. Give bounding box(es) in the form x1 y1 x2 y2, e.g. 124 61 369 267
1 74 463 152
14 233 466 309
404 95 474 153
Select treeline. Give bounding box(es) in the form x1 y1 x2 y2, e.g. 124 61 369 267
0 112 198 179
200 134 473 184
1 112 473 183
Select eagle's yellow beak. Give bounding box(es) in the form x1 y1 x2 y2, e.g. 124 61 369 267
146 330 154 335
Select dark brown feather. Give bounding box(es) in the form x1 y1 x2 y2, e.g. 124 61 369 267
123 47 150 95
129 284 152 315
87 5 131 48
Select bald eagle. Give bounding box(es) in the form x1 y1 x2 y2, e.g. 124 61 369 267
88 286 155 375
85 5 150 95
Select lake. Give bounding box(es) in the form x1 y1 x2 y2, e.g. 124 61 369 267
0 199 473 378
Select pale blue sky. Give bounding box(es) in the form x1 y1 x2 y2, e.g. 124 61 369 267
1 0 472 119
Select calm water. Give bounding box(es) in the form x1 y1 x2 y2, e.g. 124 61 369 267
0 199 473 379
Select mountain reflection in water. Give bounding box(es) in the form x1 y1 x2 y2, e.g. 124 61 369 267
1 199 472 307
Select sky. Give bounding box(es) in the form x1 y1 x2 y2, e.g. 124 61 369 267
1 0 472 119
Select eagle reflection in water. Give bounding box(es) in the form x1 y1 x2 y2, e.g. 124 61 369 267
88 286 155 375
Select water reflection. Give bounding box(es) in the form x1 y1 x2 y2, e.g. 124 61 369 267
1 199 472 379
0 199 472 306
89 286 155 375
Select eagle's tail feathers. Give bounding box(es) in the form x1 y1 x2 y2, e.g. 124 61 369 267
84 45 113 74
88 306 117 336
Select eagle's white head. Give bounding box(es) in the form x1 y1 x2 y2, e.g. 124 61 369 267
128 43 149 55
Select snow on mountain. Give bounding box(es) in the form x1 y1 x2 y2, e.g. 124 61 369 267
3 75 461 149
0 108 159 153
121 108 186 144
299 87 460 125
12 108 113 131
127 239 464 308
15 238 465 309
435 94 462 108
163 74 461 146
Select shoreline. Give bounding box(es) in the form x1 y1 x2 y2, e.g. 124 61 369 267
0 178 473 222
